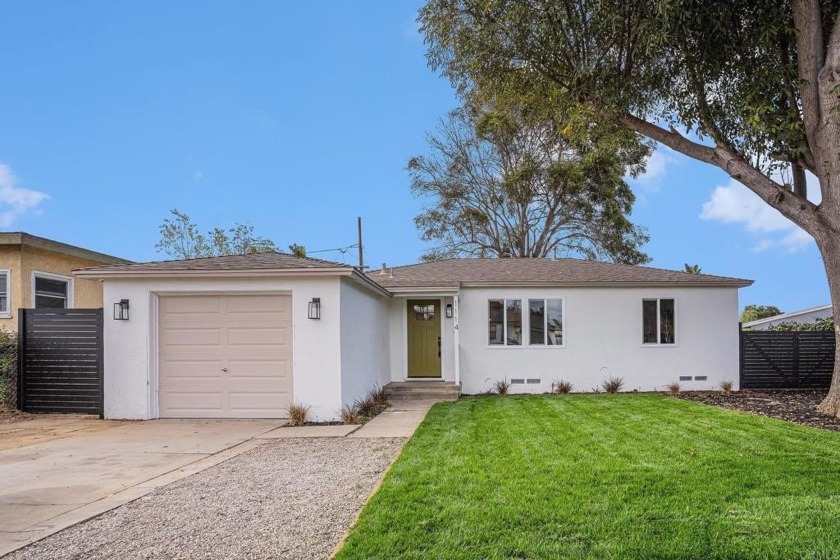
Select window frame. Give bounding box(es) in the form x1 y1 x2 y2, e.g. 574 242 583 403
0 269 10 318
31 271 74 309
487 298 524 347
641 297 677 346
527 298 565 348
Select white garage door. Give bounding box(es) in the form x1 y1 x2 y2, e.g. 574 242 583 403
158 294 292 418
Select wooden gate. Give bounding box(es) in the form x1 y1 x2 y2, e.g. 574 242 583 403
18 308 103 415
740 329 834 389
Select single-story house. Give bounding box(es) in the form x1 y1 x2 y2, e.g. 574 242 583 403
0 232 130 330
743 304 832 330
75 253 752 421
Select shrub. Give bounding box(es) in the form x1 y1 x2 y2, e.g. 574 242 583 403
551 379 573 394
355 395 380 418
493 378 511 396
720 380 734 395
0 332 17 410
286 402 311 426
666 382 681 396
370 385 389 408
340 404 361 425
602 376 624 394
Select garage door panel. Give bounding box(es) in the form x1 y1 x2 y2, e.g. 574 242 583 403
229 391 291 411
162 296 222 314
159 294 292 419
227 327 289 347
162 328 223 347
161 391 224 414
160 360 225 380
226 296 290 314
226 360 292 379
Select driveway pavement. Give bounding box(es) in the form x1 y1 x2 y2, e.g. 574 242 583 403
0 417 282 556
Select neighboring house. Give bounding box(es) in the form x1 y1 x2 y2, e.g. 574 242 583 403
0 232 130 330
75 254 752 421
743 304 833 330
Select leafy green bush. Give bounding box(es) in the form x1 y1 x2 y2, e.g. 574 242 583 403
767 317 834 332
0 331 18 410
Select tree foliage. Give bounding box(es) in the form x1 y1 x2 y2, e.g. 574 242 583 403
409 105 650 263
288 243 307 257
740 305 784 324
684 263 701 274
767 316 835 331
155 209 277 259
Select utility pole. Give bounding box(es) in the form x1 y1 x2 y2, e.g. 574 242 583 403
357 216 364 269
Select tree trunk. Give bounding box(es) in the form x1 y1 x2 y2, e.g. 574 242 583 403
816 232 840 416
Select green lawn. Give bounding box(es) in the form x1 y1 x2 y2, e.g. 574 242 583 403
336 395 840 559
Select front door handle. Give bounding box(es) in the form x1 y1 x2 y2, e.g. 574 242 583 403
438 336 441 358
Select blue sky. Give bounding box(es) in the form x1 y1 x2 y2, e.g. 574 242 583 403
0 1 829 313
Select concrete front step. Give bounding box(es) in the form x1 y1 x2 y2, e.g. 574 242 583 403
384 381 461 402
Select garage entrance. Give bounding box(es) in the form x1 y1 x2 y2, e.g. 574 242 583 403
158 294 292 418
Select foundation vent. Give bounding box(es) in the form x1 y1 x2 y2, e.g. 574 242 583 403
526 378 541 384
510 379 525 384
679 376 692 381
694 375 707 381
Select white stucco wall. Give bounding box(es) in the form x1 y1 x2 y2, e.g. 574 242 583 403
101 276 343 421
339 279 391 407
388 295 457 382
457 286 741 394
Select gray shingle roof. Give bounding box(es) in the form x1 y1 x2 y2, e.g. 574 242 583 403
367 258 752 289
78 252 353 273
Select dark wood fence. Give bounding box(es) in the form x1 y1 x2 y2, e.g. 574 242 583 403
740 329 835 389
18 308 103 415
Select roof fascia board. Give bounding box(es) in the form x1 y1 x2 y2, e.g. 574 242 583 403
73 267 356 280
384 286 460 295
0 232 130 264
459 280 753 289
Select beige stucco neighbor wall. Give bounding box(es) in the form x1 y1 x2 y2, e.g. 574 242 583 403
0 246 107 331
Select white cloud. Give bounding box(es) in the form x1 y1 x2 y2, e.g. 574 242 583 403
0 164 49 227
193 171 204 181
699 174 819 253
634 147 679 191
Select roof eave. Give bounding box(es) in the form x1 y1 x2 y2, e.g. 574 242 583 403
73 267 356 279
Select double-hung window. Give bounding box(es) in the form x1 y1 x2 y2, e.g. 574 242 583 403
0 270 9 316
643 298 675 345
529 299 563 346
33 273 71 309
488 299 522 346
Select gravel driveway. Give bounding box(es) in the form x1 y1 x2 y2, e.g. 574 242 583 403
8 437 405 560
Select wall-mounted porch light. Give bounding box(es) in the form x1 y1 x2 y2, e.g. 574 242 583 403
308 298 321 320
113 299 130 321
445 303 453 318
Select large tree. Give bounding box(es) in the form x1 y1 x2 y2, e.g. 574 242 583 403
409 105 650 263
740 305 785 324
155 208 277 259
420 0 840 415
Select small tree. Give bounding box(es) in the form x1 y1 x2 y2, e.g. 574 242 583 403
155 209 277 259
684 264 702 274
740 305 784 324
288 244 307 257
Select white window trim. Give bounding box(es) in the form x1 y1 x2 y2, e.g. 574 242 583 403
31 270 74 309
0 269 10 318
487 298 525 348
527 298 566 348
641 297 678 347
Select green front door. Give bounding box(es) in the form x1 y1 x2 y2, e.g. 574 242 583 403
407 299 441 378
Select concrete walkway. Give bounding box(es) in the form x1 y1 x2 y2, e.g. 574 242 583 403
0 419 281 556
256 399 438 439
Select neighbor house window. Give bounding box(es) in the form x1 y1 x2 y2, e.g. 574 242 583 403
0 270 9 316
643 298 675 344
33 273 71 309
529 299 563 346
488 299 522 346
